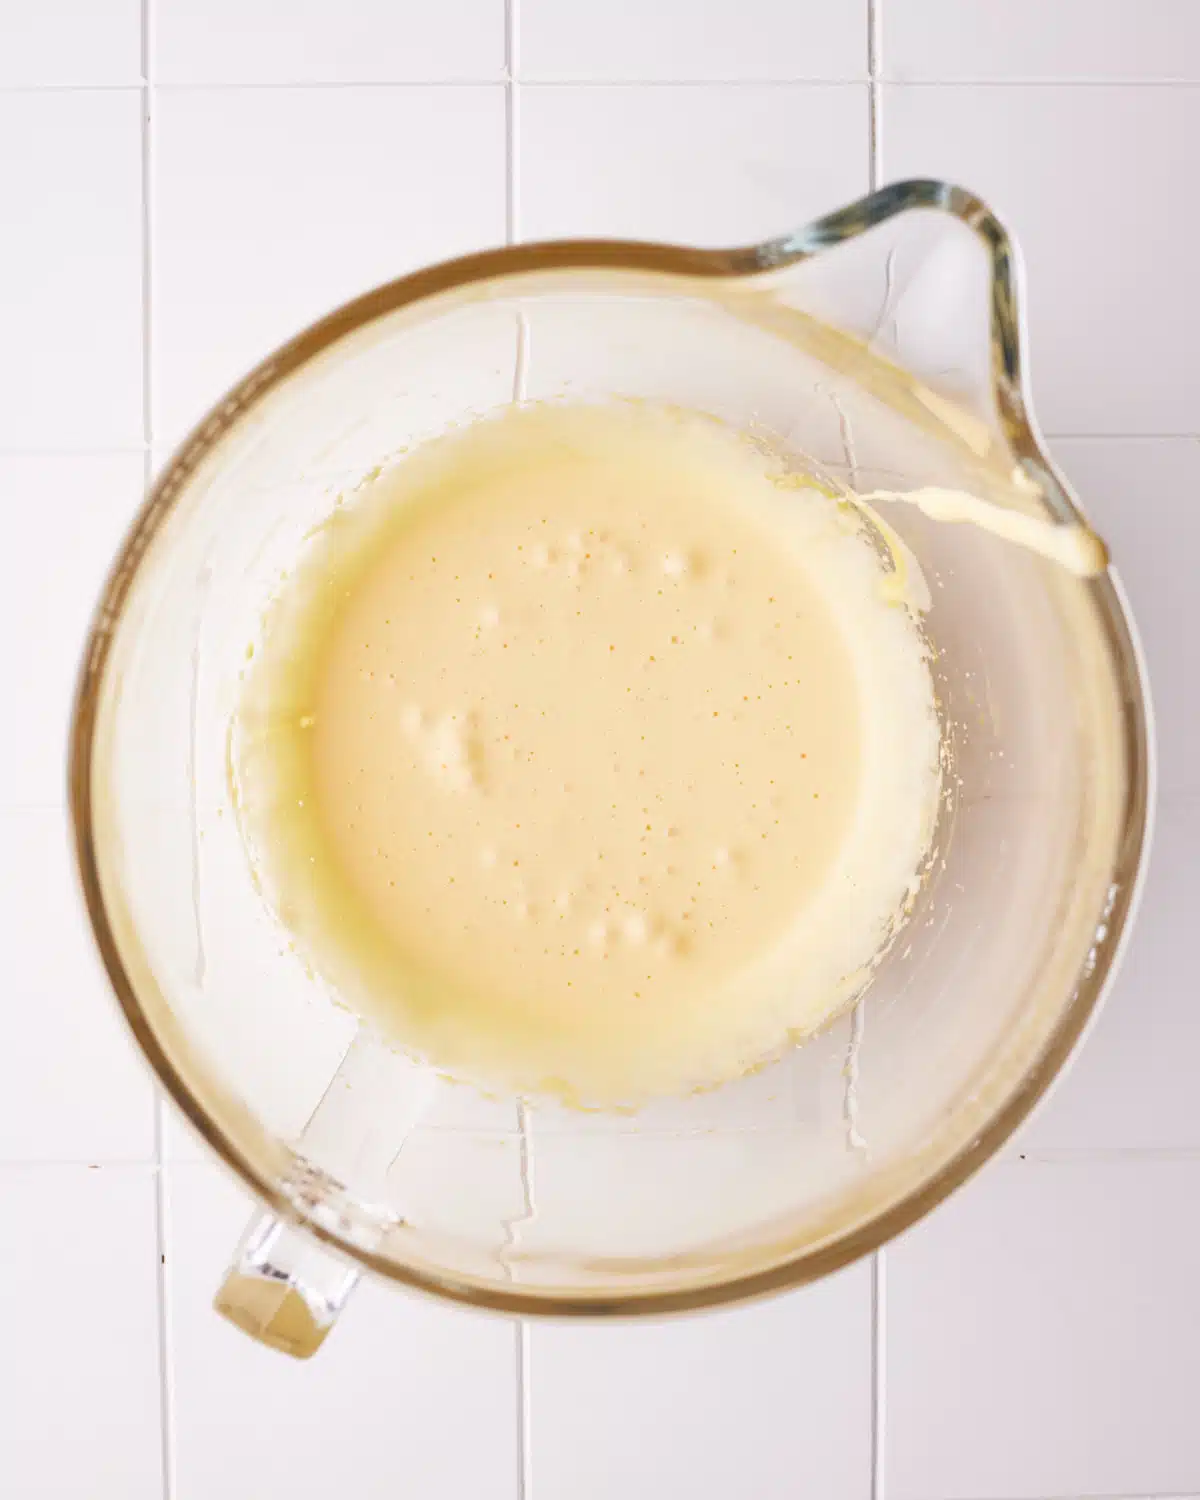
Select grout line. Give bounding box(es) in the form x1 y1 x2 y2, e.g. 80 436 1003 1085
515 1098 535 1499
504 1 531 1493
512 76 865 88
140 9 155 459
153 1103 177 1500
504 0 516 84
505 0 521 243
871 1249 887 1500
0 78 508 93
0 82 146 93
867 0 881 188
873 76 1200 87
1046 432 1200 442
514 1319 525 1499
10 1140 1200 1169
1010 1146 1200 1162
151 77 509 89
0 76 862 92
143 3 175 1497
0 76 886 96
9 1141 1200 1169
516 1319 533 1500
0 444 151 456
1 435 1198 464
0 1160 163 1171
510 1098 535 1500
509 85 522 244
513 1095 535 1500
3 75 1200 93
504 88 518 244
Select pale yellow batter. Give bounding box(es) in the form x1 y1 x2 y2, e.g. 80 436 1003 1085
233 402 941 1103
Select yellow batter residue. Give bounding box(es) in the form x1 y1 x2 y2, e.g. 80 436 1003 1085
232 402 942 1104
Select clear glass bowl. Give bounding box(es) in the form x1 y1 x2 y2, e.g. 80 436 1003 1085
70 180 1152 1357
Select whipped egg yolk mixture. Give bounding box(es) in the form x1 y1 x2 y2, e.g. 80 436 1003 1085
232 402 941 1104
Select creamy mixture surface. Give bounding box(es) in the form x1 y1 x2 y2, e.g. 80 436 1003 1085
233 402 941 1103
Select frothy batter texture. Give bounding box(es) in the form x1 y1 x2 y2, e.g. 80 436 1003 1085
233 402 941 1103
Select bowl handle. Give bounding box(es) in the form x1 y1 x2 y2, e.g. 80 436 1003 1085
215 1212 359 1359
213 1030 436 1357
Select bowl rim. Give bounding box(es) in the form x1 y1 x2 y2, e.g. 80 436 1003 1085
68 178 1154 1317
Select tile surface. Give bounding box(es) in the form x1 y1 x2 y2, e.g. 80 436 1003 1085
0 0 141 85
529 1263 873 1500
520 0 866 81
1021 794 1198 1153
156 0 505 83
883 84 1200 437
0 807 157 1162
1017 437 1198 1151
167 1160 519 1500
154 85 506 442
887 1159 1200 1499
520 84 869 243
0 1167 162 1499
885 0 1200 80
0 453 145 807
0 91 144 449
1051 436 1200 797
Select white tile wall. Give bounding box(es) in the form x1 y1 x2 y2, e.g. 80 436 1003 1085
155 0 505 84
887 1160 1200 1499
885 0 1200 82
3 2 1196 1497
519 84 869 243
0 808 156 1162
0 454 147 804
1023 438 1199 1155
882 84 1200 436
0 1 142 86
1051 438 1200 799
0 451 158 1162
153 85 507 443
1025 791 1200 1153
529 1264 874 1499
0 1168 163 1498
0 92 144 448
166 1162 518 1500
519 0 866 82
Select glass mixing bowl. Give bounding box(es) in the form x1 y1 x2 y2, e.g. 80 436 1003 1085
70 180 1152 1357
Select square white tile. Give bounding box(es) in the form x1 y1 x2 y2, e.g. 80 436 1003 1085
0 806 157 1163
1051 436 1200 798
887 1159 1200 1499
167 1159 519 1500
519 84 869 244
885 0 1200 81
529 1263 873 1499
0 0 141 85
1021 793 1198 1151
520 0 866 82
153 85 506 443
0 453 144 808
882 85 1200 436
0 92 144 449
0 1166 162 1498
156 0 504 84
